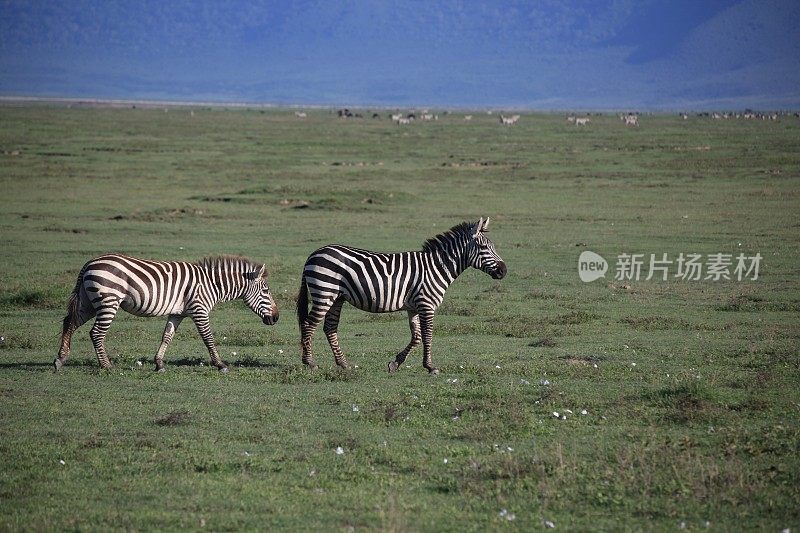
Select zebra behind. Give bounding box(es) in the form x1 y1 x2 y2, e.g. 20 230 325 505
297 218 507 373
55 254 279 372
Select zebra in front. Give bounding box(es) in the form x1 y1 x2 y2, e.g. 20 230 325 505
297 218 507 373
55 254 279 372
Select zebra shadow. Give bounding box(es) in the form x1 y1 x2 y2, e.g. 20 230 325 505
0 358 98 369
170 356 280 369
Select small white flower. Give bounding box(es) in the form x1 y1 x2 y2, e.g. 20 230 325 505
136 361 143 366
507 447 513 452
443 458 448 464
199 362 204 366
231 351 237 356
581 409 588 415
335 446 344 455
495 365 501 369
242 451 251 456
540 379 550 386
593 363 598 368
278 349 284 354
354 365 359 368
459 365 464 369
561 415 567 420
352 405 359 412
308 469 316 476
544 519 555 528
59 459 65 465
564 409 573 414
631 362 636 367
552 412 560 418
452 416 460 421
452 378 458 383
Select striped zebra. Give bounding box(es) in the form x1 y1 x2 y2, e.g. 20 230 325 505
55 254 279 372
297 218 507 373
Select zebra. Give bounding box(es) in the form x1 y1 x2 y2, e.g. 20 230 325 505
297 218 507 374
55 254 279 372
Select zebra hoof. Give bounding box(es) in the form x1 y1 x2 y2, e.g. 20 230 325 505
428 367 440 375
388 361 399 373
53 358 63 372
219 366 229 374
155 367 166 373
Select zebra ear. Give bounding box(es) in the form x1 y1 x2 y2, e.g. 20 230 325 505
246 264 267 281
483 217 490 231
473 217 484 238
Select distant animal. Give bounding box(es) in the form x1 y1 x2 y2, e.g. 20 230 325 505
337 108 353 118
294 111 307 118
297 218 507 373
567 116 576 123
391 113 403 121
623 114 639 126
55 254 278 372
372 113 381 119
500 114 520 125
407 113 416 120
575 117 590 126
464 115 473 121
396 117 411 125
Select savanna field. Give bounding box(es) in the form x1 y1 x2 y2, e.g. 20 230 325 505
0 105 798 530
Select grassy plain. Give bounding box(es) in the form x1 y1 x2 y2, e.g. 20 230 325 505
0 105 798 530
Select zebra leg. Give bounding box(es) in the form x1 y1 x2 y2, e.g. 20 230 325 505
388 312 421 373
89 299 121 370
323 298 350 369
419 311 439 374
191 313 227 372
154 315 184 372
55 301 95 371
300 300 332 370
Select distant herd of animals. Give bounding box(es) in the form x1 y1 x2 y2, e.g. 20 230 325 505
293 108 797 126
55 218 507 375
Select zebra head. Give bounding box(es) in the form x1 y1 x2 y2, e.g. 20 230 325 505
470 217 507 280
243 264 279 325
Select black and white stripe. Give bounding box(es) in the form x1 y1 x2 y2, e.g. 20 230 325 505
55 254 278 372
297 218 507 373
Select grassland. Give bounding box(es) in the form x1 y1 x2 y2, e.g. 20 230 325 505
0 105 798 530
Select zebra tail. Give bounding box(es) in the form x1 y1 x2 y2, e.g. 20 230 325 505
63 264 87 330
297 274 309 326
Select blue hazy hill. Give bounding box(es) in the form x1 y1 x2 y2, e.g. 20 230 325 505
1 0 798 108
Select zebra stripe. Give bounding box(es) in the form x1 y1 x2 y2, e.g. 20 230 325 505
55 254 278 372
297 218 507 373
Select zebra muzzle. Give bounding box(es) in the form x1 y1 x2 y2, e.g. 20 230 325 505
491 261 507 279
262 306 279 325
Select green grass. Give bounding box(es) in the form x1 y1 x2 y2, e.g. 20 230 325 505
0 106 798 530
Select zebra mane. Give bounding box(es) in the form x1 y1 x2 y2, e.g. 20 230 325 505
194 255 265 276
421 221 477 253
